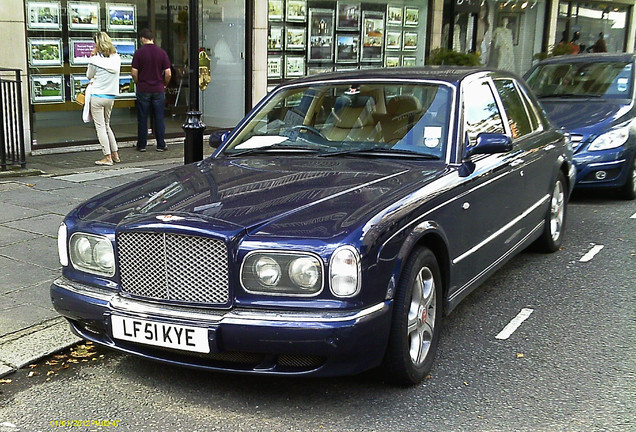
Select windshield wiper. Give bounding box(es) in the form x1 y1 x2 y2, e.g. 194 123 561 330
226 143 321 157
537 93 602 99
319 146 441 159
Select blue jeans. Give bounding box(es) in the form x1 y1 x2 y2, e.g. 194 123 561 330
136 92 166 149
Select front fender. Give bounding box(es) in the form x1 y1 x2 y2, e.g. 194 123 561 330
377 220 451 308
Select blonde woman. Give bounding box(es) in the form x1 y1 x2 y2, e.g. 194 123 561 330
88 32 122 166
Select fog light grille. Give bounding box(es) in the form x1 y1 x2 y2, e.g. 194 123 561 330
118 232 229 305
277 354 325 369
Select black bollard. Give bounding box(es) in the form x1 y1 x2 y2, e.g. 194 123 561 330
183 110 205 164
182 0 204 164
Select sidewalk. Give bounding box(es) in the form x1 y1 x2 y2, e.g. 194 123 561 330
0 139 214 377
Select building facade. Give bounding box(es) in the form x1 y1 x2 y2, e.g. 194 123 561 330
2 0 634 154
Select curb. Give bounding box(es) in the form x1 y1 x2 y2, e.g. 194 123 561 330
0 317 81 378
0 169 45 179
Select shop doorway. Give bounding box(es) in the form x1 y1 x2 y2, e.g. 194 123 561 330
199 0 246 128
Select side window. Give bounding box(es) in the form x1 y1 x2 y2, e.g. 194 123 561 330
463 81 505 146
493 79 533 139
516 85 542 132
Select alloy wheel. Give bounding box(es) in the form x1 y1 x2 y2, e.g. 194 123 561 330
407 266 436 366
550 180 565 242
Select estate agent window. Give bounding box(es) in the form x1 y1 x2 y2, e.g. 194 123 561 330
266 0 428 89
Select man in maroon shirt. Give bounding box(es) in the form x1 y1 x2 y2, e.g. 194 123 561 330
131 28 172 151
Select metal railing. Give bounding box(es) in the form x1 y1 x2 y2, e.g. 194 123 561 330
0 68 26 170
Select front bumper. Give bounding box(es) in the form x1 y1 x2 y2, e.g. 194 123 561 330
573 147 634 189
50 277 392 377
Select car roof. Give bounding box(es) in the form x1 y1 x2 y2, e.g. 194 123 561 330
537 53 635 65
284 66 516 87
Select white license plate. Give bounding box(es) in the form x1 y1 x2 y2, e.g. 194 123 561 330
111 315 210 354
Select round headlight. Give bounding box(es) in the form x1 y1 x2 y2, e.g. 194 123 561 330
330 246 360 297
289 257 320 289
254 256 281 287
93 239 115 270
74 237 92 263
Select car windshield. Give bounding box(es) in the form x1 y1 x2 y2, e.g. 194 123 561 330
223 82 452 159
526 61 633 99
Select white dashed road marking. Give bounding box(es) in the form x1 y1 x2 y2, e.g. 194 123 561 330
580 244 604 262
631 211 636 219
495 308 534 340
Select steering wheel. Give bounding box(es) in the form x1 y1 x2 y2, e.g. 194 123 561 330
288 124 327 140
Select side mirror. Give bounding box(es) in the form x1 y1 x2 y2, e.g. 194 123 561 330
464 133 512 159
209 129 232 148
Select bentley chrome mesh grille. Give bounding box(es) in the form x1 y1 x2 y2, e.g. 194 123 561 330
118 232 230 305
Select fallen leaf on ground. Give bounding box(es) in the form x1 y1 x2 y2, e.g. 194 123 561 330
70 345 96 358
516 353 525 358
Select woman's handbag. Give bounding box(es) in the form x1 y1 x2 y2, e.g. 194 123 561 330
75 92 86 106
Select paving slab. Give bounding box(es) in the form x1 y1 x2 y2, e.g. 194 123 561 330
0 255 58 295
0 304 58 338
13 176 74 191
56 167 151 183
3 213 64 238
0 225 41 247
0 236 60 272
0 318 81 374
0 203 42 224
1 186 81 211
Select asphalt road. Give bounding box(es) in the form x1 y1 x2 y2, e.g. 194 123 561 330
1 190 634 432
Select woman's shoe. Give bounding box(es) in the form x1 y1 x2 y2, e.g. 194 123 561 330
95 159 113 166
112 156 121 163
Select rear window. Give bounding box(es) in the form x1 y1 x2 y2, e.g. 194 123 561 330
526 61 633 99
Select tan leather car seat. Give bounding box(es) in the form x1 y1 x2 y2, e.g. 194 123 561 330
323 95 380 142
381 95 423 143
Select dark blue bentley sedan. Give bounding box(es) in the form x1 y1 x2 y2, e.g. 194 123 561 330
525 53 636 200
52 68 575 385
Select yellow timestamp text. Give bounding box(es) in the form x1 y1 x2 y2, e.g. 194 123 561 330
50 420 120 427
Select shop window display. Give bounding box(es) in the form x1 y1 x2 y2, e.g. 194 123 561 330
443 1 547 75
556 2 629 54
26 0 148 148
267 0 427 87
26 0 248 149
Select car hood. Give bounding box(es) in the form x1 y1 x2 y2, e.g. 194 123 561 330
74 156 445 239
539 99 632 133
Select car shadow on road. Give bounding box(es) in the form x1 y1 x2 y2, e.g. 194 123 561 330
570 188 629 204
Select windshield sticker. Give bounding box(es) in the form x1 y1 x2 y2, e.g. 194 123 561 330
234 135 288 149
425 138 440 148
618 78 628 92
424 126 442 139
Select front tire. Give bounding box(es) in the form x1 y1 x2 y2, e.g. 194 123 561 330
619 157 636 200
535 171 567 253
383 247 442 385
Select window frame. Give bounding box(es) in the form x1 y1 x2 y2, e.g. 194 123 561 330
460 77 507 149
492 78 536 140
